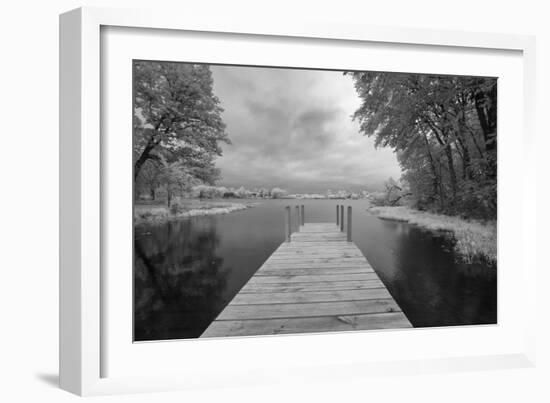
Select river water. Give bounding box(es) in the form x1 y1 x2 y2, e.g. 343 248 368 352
134 199 496 341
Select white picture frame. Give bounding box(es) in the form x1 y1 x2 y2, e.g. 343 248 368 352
60 6 537 396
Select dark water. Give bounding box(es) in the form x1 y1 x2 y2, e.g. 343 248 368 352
134 199 497 341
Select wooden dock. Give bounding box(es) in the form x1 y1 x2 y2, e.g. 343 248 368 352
201 206 411 338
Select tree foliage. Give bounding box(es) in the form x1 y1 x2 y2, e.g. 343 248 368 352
133 61 229 202
347 71 497 219
270 188 288 199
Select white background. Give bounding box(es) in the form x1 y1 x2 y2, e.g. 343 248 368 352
0 0 548 402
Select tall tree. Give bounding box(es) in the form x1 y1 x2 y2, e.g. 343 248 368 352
136 160 162 200
347 71 497 219
133 61 229 181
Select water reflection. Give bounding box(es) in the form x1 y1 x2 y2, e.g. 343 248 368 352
134 219 231 340
363 220 497 327
134 199 497 341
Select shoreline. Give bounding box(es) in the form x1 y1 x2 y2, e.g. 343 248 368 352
135 201 255 226
368 206 496 265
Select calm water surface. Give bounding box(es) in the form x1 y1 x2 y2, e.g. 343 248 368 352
134 199 497 341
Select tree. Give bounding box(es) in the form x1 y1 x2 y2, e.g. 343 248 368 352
234 186 250 198
133 61 229 181
347 71 497 219
384 177 401 205
270 188 287 199
192 184 226 199
136 159 162 200
156 156 198 207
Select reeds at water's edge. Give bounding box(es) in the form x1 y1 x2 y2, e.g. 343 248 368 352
134 200 254 226
368 206 497 265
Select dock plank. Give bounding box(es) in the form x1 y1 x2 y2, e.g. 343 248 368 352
201 313 411 337
266 255 366 261
216 299 401 320
231 288 393 305
246 273 379 284
201 222 411 337
260 262 374 270
239 280 386 293
269 253 366 259
256 267 373 276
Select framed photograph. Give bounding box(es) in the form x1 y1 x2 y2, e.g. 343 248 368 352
60 6 537 396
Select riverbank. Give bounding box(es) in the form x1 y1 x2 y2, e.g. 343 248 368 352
368 206 496 265
135 200 254 226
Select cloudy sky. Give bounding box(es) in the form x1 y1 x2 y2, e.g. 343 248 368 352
211 65 401 193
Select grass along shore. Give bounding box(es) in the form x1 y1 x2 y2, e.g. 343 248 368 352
135 199 254 226
368 206 496 265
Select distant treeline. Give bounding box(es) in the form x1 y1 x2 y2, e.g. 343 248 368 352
192 185 287 199
136 183 372 202
347 72 497 220
190 186 370 200
135 184 289 202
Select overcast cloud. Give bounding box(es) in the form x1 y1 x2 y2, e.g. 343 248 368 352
211 65 401 193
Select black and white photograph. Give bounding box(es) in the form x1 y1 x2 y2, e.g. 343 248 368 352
4 0 550 400
133 60 497 341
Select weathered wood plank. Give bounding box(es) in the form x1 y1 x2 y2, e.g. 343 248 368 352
288 240 348 243
297 231 342 235
277 244 358 250
266 251 368 261
260 262 374 270
298 224 339 227
231 288 393 305
260 265 374 271
298 227 339 231
268 253 365 258
266 259 369 265
293 234 343 237
270 252 365 258
292 232 345 236
201 312 411 337
296 223 337 227
256 267 374 276
239 280 386 293
265 257 366 264
216 299 401 320
269 248 361 254
275 248 360 253
246 273 379 284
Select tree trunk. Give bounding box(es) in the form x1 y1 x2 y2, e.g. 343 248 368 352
390 193 412 206
425 118 458 207
134 122 164 179
455 131 472 181
444 145 458 205
422 132 442 205
474 87 497 183
461 142 471 180
474 85 497 153
166 185 172 208
466 124 485 159
134 139 156 180
455 108 472 180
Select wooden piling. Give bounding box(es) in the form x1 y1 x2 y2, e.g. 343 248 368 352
301 205 305 226
347 206 352 242
336 205 339 225
295 205 300 232
285 206 291 242
340 205 344 232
